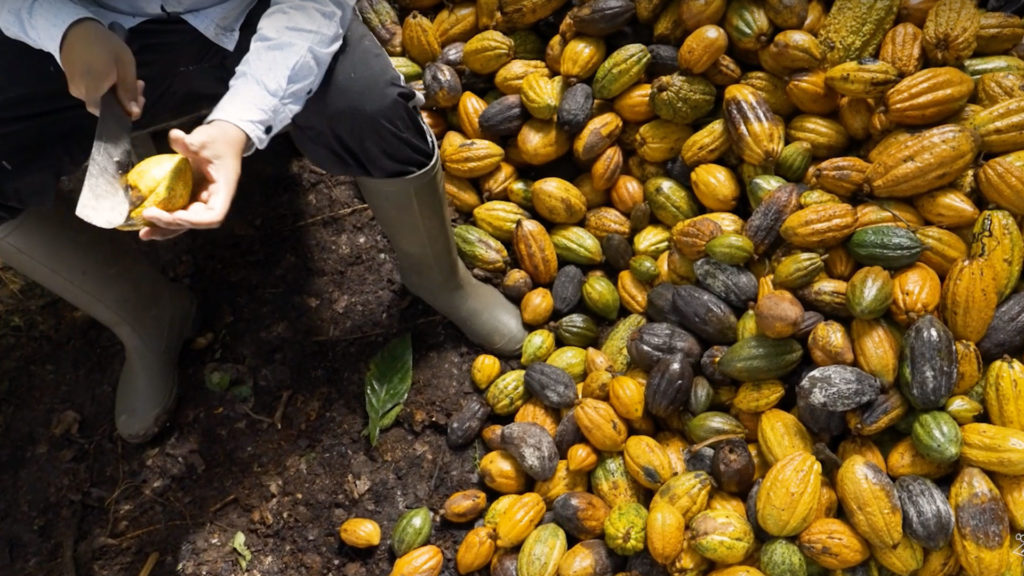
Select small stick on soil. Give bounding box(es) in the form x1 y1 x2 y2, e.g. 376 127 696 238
208 494 238 515
278 203 369 231
137 552 159 576
115 520 189 544
273 390 293 429
242 405 275 425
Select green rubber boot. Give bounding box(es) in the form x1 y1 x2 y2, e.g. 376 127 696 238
356 149 527 357
0 205 197 442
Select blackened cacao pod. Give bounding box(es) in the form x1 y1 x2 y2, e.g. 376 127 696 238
899 314 957 410
797 365 882 412
671 284 738 344
479 94 529 138
601 232 634 270
524 362 579 409
700 345 732 386
978 291 1024 360
552 264 586 315
712 437 756 494
627 322 702 371
645 282 683 325
895 475 954 551
797 393 847 438
500 421 560 481
694 257 759 310
743 182 804 256
644 352 694 419
557 82 595 135
447 394 492 448
555 408 584 456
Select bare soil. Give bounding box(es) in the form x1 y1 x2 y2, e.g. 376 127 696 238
0 136 489 576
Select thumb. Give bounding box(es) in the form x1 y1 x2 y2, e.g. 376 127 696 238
167 128 193 155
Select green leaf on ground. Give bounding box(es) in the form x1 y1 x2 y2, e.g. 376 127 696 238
362 333 413 446
205 369 232 392
231 531 252 570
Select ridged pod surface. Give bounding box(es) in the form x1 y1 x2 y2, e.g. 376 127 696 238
864 124 979 198
723 84 785 169
755 450 821 537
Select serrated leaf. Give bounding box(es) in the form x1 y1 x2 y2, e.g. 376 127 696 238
231 531 252 570
363 333 413 446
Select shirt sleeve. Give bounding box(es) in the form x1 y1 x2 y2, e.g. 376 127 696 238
205 0 354 153
0 1 99 64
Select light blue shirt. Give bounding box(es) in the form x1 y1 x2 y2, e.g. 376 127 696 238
0 0 356 151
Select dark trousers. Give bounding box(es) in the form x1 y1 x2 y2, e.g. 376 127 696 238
0 2 433 222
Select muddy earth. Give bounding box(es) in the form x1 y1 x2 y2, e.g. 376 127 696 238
0 135 493 575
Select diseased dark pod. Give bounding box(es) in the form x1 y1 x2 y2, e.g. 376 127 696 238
555 408 584 456
743 182 804 256
446 394 492 449
490 550 518 576
793 310 826 340
977 291 1024 360
684 445 715 474
564 0 636 36
899 314 957 410
711 437 755 494
601 232 634 270
556 82 594 135
438 41 465 69
693 257 760 310
625 550 670 576
645 282 683 325
700 345 732 387
644 352 694 419
478 94 529 138
797 364 882 412
552 492 610 540
500 422 559 481
422 61 462 109
646 43 681 78
626 322 702 371
524 362 578 409
629 201 651 232
811 442 843 479
551 264 586 316
671 284 739 345
848 389 909 436
796 394 846 439
895 475 955 551
745 478 771 543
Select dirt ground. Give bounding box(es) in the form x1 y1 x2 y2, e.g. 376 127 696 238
0 135 491 576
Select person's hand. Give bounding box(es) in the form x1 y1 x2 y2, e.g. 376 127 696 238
59 18 144 119
138 121 251 241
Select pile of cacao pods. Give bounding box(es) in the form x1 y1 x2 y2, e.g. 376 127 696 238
358 0 1024 573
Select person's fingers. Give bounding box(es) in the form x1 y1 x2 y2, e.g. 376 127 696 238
136 79 147 114
113 43 140 119
167 128 194 156
139 225 187 241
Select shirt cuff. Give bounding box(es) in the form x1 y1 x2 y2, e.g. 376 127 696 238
205 86 290 155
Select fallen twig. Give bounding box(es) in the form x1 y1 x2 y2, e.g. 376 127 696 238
273 390 293 429
242 405 275 425
208 494 238 515
278 203 369 231
114 520 189 544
